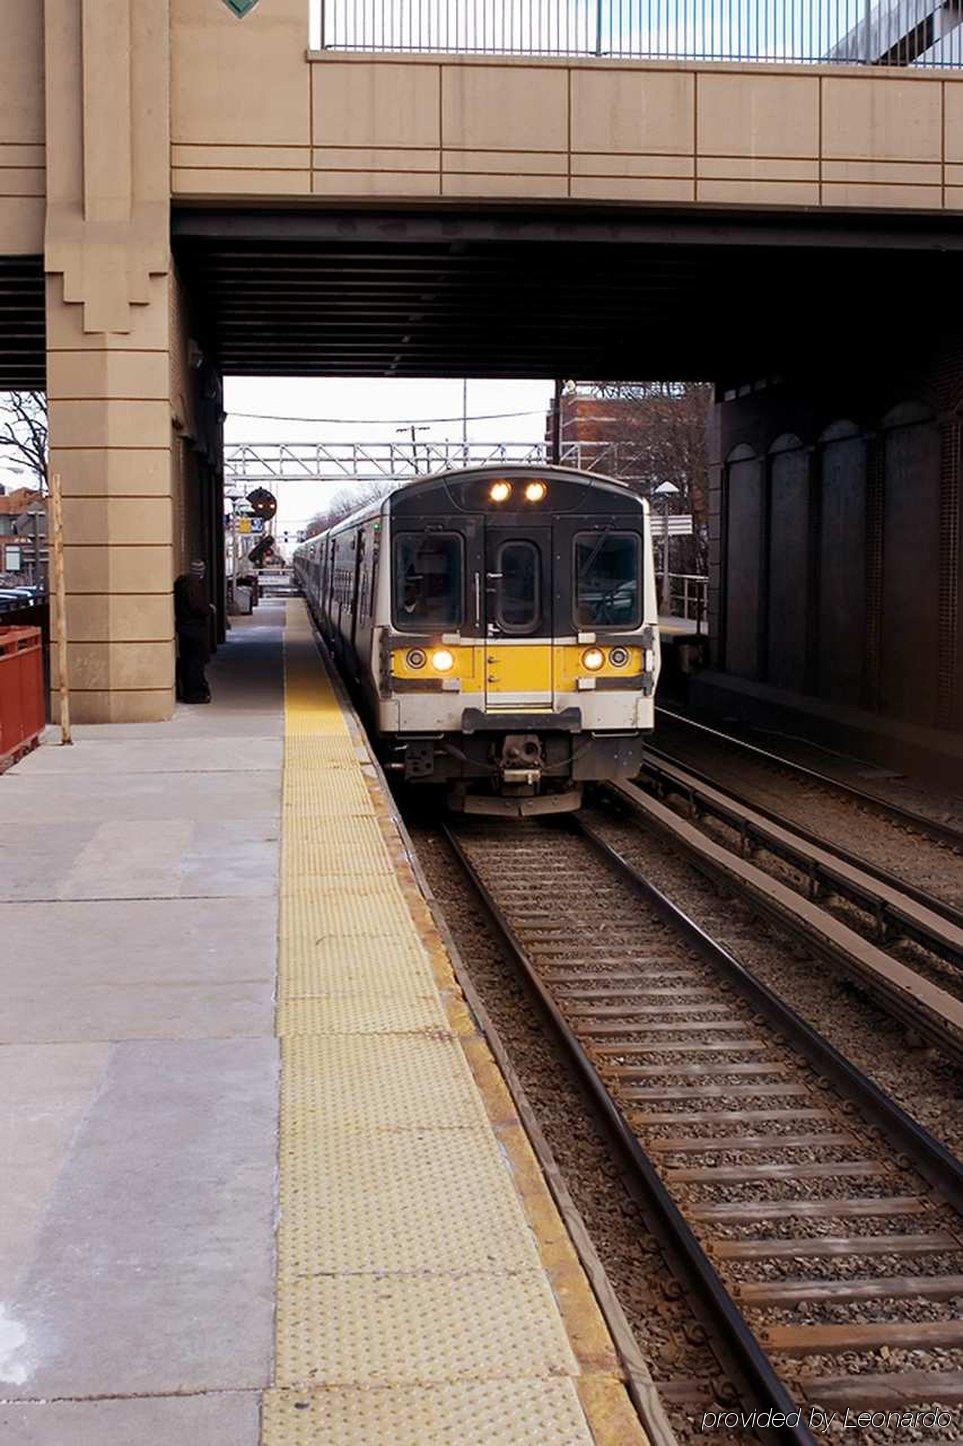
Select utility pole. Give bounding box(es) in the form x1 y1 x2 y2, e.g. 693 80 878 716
550 379 563 465
653 480 679 617
48 472 72 744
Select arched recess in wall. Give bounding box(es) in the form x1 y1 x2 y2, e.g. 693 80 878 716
816 420 866 707
765 433 808 692
723 443 765 681
877 401 940 725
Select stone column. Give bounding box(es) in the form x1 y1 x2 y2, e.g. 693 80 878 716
44 0 174 722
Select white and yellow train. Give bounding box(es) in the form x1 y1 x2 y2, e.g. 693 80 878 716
293 464 660 815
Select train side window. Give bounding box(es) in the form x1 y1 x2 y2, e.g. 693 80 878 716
495 540 540 635
392 533 463 629
574 531 642 628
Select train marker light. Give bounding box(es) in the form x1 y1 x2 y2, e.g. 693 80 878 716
581 647 605 671
489 481 512 503
406 649 427 669
524 480 547 503
609 646 629 667
431 648 455 672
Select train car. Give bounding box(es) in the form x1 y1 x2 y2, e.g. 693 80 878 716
294 464 660 815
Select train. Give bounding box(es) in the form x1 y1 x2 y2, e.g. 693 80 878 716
293 464 660 815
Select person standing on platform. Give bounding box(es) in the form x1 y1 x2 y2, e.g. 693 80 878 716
174 559 212 704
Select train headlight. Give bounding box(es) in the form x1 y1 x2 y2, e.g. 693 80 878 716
524 480 547 503
406 648 427 670
431 648 455 673
581 647 605 672
609 646 629 668
489 480 512 503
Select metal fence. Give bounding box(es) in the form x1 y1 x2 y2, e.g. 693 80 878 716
314 0 963 65
668 572 707 623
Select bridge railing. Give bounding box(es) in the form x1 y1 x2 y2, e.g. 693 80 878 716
312 0 963 66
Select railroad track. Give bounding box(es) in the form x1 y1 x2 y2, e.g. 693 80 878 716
445 815 963 1441
601 761 963 1066
656 707 963 853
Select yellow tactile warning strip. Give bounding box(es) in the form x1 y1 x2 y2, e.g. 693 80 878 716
263 601 648 1445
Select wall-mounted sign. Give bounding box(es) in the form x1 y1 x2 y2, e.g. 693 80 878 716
220 0 260 16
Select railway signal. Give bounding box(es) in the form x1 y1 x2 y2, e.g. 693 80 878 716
246 488 277 521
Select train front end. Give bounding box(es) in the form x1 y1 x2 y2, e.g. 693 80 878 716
378 466 660 816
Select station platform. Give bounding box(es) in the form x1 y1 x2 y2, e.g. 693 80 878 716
657 614 702 638
0 602 648 1445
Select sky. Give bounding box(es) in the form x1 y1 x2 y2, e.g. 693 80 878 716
0 457 31 492
224 376 556 543
0 377 555 545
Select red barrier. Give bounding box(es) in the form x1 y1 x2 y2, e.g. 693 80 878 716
0 626 45 771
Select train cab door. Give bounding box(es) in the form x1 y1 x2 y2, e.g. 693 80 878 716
483 525 553 710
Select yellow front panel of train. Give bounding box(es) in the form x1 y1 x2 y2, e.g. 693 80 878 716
484 643 553 711
553 644 645 691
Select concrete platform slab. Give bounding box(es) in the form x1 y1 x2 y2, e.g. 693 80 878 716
0 768 281 823
0 1392 260 1446
262 1382 593 1446
16 736 283 776
0 1038 278 1398
0 1043 109 1291
0 898 276 1040
0 820 278 902
0 612 284 1431
276 1270 579 1388
277 1124 556 1275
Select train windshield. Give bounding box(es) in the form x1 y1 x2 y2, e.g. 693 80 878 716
393 532 463 628
574 531 642 628
495 540 540 634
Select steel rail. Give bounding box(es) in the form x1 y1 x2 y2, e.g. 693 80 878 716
570 813 963 1218
442 820 815 1446
632 748 963 961
655 706 963 851
605 778 963 1069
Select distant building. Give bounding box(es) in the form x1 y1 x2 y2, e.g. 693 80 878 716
0 486 47 586
545 382 708 583
546 384 656 490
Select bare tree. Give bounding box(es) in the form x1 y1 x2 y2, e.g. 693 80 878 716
560 381 712 573
0 391 48 491
304 479 398 539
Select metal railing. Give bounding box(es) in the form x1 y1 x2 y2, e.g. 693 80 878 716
313 0 963 65
668 572 707 622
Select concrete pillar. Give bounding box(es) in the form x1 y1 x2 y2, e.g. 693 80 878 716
46 279 175 721
44 0 174 722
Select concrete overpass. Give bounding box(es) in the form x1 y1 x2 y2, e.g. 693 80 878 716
1 2 962 763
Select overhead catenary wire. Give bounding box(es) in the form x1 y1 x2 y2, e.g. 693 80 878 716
228 408 548 425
